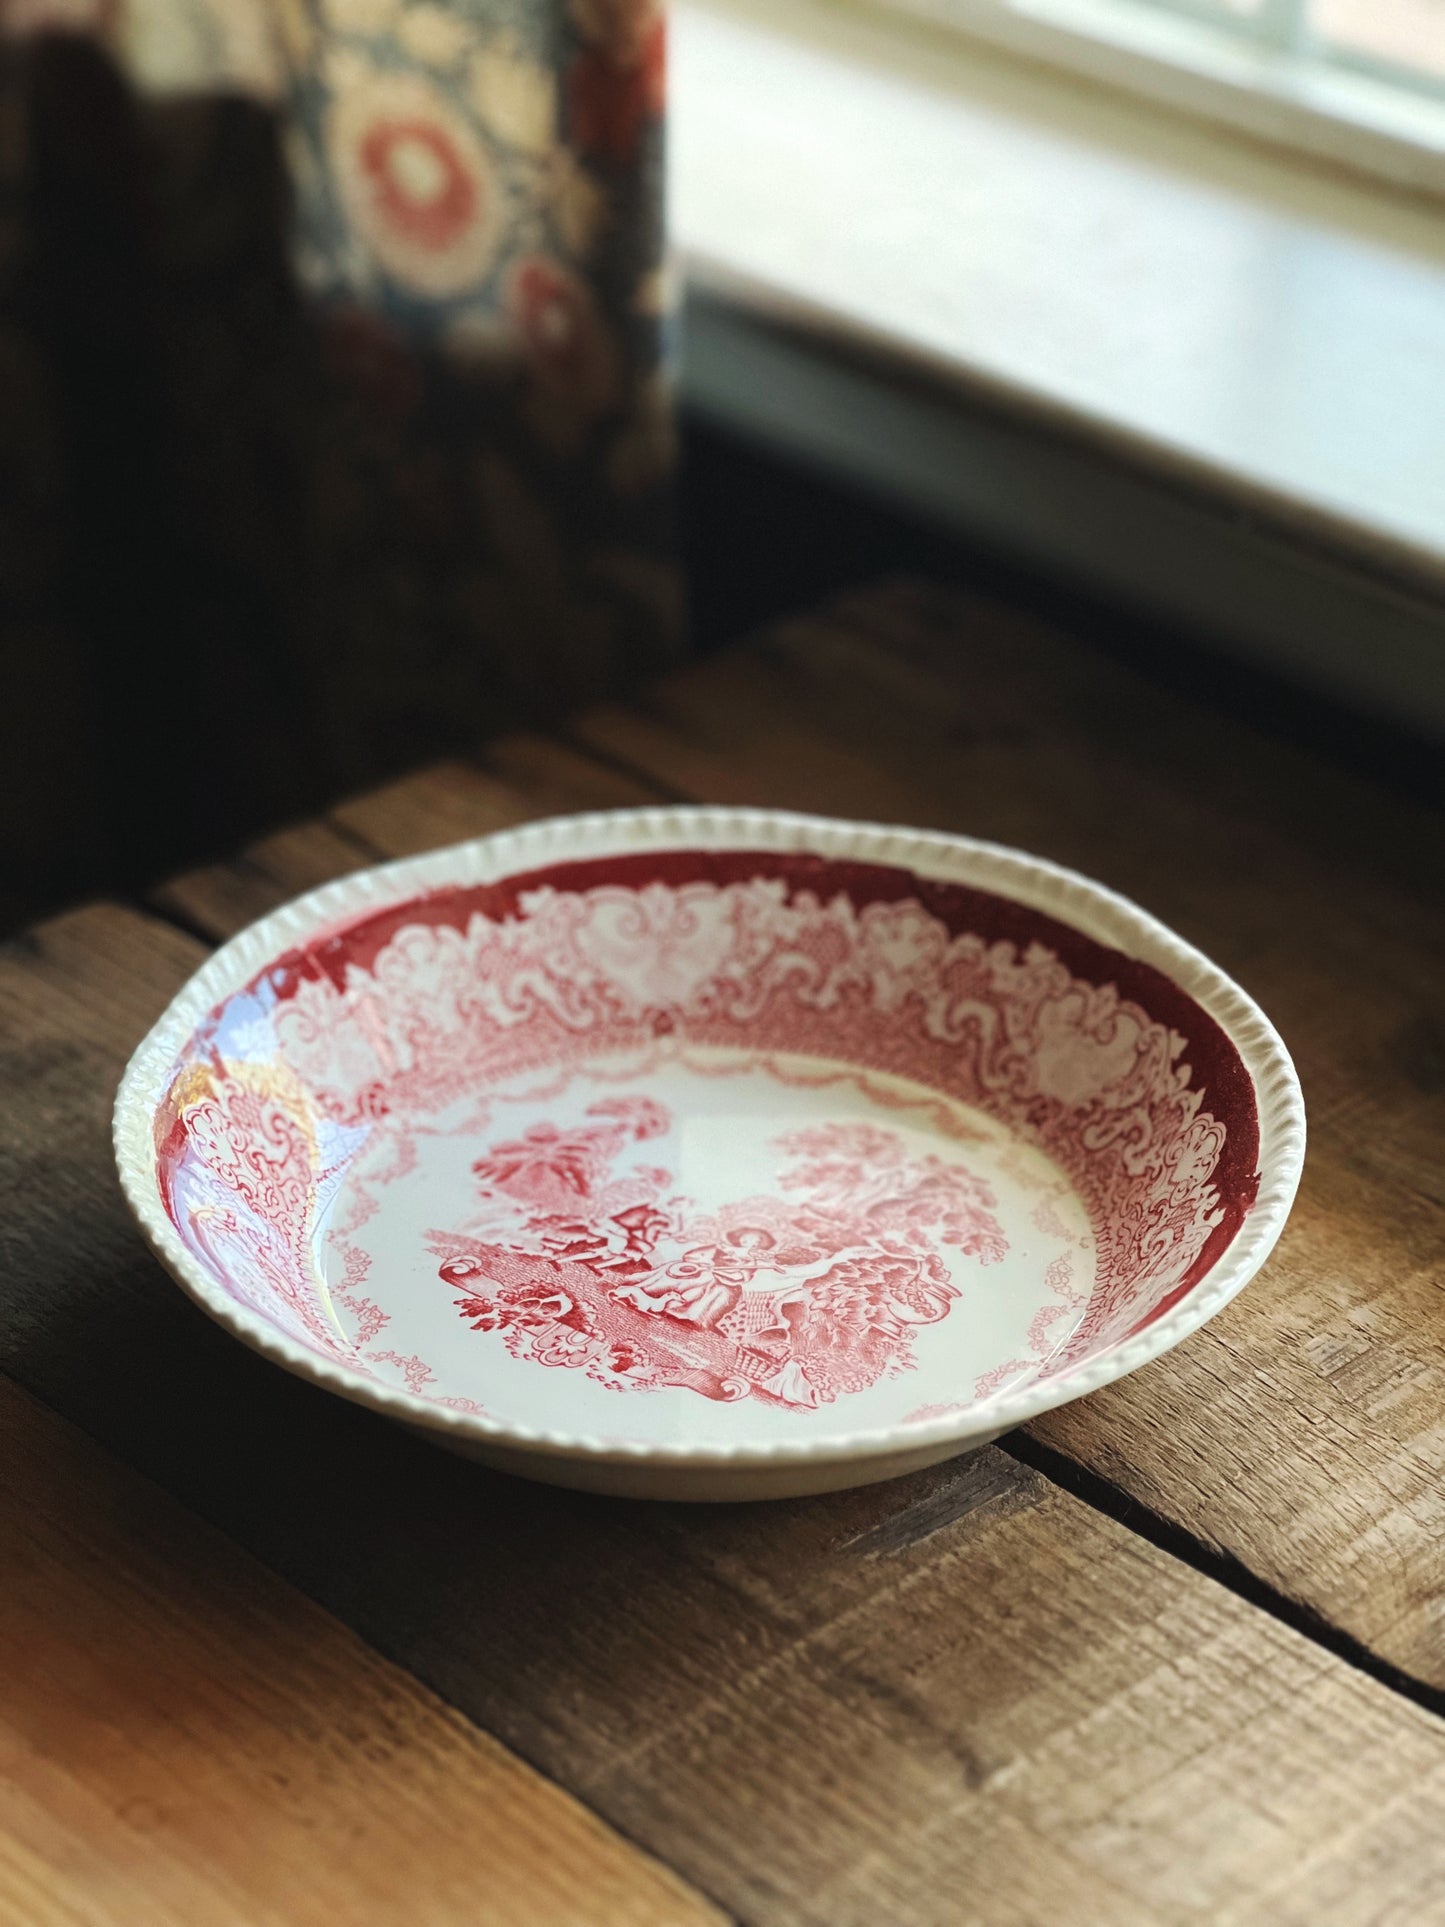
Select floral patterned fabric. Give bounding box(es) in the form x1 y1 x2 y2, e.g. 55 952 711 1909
0 0 676 895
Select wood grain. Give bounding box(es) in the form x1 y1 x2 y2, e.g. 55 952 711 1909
0 1376 720 1927
151 740 666 943
5 897 1445 1923
567 579 1445 1691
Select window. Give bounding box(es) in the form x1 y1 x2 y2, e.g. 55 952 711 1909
866 0 1445 196
1161 0 1445 91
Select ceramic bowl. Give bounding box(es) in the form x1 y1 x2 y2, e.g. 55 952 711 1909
115 809 1304 1500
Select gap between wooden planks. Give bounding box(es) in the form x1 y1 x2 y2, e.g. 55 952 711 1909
0 1376 720 1927
3 652 1445 1919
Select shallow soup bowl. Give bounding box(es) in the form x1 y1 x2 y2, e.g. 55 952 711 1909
115 808 1305 1500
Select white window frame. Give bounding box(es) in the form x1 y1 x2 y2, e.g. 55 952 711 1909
865 0 1445 199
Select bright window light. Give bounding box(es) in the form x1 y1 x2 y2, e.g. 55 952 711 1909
861 0 1445 194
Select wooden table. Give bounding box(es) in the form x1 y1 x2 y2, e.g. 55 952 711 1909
4 579 1444 1925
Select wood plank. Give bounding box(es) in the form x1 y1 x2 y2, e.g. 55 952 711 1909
152 741 667 943
148 819 375 949
4 899 1445 1923
566 579 1445 1691
0 1376 721 1927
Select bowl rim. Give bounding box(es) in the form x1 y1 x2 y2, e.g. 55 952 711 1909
114 806 1306 1473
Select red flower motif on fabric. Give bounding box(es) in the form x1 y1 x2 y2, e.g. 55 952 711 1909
508 254 618 413
359 118 479 252
330 72 502 296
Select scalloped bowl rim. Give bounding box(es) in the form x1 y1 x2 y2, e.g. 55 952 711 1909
114 807 1306 1473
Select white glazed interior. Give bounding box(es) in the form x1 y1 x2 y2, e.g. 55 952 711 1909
114 808 1306 1481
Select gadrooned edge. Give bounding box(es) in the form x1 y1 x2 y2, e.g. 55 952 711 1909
113 806 1307 1471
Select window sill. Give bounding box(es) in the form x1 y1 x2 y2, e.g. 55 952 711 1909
670 0 1445 732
